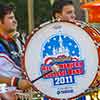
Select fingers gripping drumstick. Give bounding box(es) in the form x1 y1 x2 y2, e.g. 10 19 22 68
31 64 59 83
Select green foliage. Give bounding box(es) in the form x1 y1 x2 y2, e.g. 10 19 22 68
34 0 52 27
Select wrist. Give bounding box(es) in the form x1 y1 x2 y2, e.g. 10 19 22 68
11 77 20 88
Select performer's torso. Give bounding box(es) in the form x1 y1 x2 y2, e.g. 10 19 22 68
0 37 22 78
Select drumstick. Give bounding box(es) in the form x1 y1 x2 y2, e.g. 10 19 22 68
31 64 59 83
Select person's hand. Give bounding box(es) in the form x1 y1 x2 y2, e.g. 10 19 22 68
18 79 33 90
0 91 16 100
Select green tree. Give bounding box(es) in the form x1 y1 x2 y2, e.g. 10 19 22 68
34 0 52 27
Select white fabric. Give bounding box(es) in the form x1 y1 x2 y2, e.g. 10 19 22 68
0 53 22 78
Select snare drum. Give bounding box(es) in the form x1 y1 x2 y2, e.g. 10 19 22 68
22 21 100 100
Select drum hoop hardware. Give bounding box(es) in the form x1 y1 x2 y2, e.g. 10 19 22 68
94 41 100 48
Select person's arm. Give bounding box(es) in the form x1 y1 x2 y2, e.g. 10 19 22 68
0 49 32 90
0 76 11 86
0 76 32 90
0 76 16 100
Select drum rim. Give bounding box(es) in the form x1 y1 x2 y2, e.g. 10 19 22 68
22 20 99 100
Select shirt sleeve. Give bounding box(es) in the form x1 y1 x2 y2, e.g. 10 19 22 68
0 53 22 78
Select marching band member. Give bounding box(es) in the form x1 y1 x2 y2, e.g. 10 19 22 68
0 2 32 93
52 0 81 26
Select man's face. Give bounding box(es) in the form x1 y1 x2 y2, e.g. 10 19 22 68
56 5 76 22
0 12 17 33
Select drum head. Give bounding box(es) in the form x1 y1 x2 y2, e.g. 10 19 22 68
24 22 98 99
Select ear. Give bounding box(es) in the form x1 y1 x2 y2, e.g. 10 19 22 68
55 13 62 20
55 13 60 18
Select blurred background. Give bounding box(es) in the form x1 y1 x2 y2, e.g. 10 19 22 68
0 0 100 34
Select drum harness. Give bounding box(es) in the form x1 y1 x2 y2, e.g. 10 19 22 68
0 34 26 74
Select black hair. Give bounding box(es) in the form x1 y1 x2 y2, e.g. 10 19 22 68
0 2 16 20
52 0 74 18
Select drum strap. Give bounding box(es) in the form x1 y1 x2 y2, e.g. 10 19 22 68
0 38 12 54
0 38 21 67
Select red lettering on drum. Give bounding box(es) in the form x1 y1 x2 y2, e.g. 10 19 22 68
74 61 84 68
67 69 83 75
58 63 74 69
41 66 51 71
44 70 67 78
58 61 84 69
41 60 84 79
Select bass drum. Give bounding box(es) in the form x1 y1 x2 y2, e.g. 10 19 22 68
22 21 100 100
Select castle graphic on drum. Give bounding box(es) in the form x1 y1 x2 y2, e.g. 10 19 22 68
24 22 98 99
41 34 85 86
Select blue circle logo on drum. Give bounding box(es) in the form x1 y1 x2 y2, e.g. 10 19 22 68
41 34 85 86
